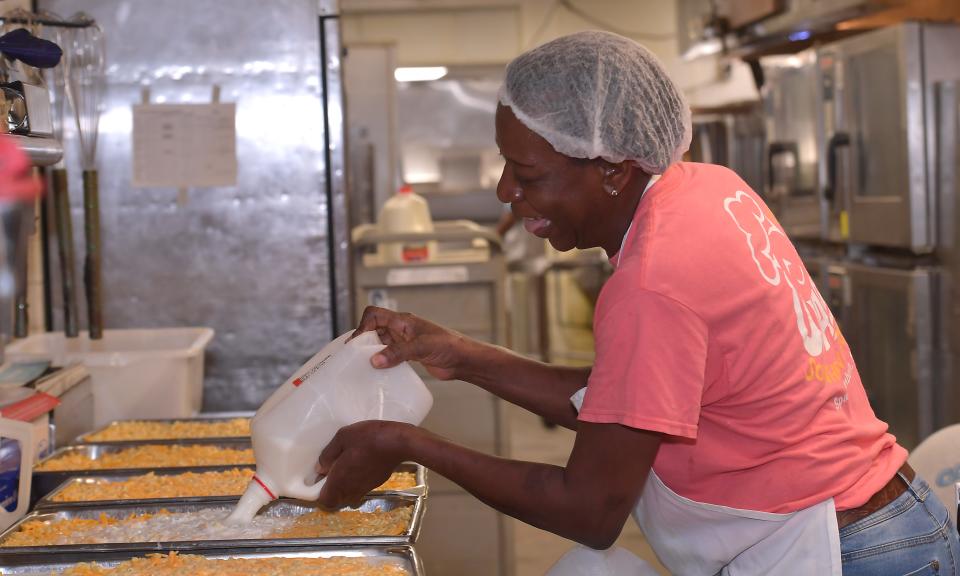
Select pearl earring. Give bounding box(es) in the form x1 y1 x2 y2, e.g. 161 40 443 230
609 188 618 197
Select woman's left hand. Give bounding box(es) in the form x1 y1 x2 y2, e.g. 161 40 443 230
315 420 416 509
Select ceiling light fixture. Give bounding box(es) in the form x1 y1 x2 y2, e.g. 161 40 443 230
394 66 448 82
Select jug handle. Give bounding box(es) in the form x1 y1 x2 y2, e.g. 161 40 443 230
0 417 33 528
298 475 326 501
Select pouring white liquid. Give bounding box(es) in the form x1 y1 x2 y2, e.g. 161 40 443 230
226 330 432 524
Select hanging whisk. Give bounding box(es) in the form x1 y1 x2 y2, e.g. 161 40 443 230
64 12 104 339
39 10 79 337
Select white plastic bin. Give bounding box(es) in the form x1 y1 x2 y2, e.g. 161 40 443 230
6 328 214 427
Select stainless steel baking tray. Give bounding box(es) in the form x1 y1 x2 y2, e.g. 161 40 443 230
0 545 423 574
0 495 424 557
35 462 428 510
32 442 253 503
74 417 252 445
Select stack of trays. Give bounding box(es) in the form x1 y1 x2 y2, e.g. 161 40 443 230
0 547 424 575
0 417 428 575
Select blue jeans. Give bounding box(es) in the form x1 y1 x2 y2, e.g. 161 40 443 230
841 472 960 575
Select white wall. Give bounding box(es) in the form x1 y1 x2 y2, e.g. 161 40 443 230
341 0 758 107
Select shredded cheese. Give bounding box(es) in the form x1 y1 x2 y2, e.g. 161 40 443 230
82 419 251 442
35 445 255 472
52 470 418 502
1 506 412 547
61 551 409 575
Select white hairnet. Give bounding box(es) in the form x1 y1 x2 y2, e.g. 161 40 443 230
499 30 692 175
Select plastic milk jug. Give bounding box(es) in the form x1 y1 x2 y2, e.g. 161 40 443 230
227 330 433 523
377 184 436 264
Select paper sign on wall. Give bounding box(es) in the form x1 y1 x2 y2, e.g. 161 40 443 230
132 103 237 188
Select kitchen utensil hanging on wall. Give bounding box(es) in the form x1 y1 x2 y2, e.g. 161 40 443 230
63 13 104 339
38 10 78 338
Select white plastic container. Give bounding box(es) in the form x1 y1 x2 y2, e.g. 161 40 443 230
377 184 436 264
5 328 214 427
0 417 33 531
227 330 432 524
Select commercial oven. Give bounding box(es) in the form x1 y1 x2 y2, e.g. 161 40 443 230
936 78 960 445
833 262 941 450
818 22 960 252
777 23 960 448
690 105 766 198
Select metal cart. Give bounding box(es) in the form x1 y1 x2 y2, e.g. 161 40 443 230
352 220 513 576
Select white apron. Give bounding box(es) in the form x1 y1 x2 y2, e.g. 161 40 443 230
569 388 842 576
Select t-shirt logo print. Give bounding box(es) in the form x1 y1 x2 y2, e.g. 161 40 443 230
723 190 837 358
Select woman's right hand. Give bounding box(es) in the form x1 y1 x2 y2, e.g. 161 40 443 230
353 306 474 381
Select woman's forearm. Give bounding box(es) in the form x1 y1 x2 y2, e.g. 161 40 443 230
455 338 590 429
403 426 624 548
317 421 659 549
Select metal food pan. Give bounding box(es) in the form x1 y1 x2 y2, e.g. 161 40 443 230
32 442 253 503
0 494 424 557
0 545 423 575
36 462 428 510
75 417 252 445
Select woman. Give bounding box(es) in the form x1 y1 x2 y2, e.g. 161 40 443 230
317 31 959 575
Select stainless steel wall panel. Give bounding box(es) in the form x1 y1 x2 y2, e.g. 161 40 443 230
38 0 347 410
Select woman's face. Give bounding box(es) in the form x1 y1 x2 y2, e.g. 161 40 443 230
495 104 611 252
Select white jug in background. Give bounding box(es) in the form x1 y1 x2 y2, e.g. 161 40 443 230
377 184 436 264
227 330 433 523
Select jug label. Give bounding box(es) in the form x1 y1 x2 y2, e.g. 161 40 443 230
292 355 331 387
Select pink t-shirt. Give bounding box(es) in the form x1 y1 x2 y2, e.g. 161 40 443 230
579 162 907 513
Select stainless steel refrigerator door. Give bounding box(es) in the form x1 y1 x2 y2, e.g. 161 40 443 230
936 80 960 435
320 0 353 337
823 23 960 252
843 263 938 450
761 50 823 239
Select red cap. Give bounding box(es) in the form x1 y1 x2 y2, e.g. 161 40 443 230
252 474 277 500
399 184 413 194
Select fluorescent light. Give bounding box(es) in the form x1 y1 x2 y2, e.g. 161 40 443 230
394 66 448 82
